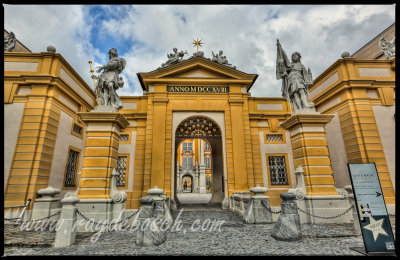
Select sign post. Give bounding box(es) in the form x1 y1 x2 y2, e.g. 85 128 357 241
348 163 396 255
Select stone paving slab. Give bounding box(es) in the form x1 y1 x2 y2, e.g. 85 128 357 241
3 210 366 256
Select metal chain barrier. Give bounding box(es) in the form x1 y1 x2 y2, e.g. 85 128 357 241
76 209 141 228
261 201 281 214
297 206 353 219
261 201 353 219
5 208 143 228
5 210 61 224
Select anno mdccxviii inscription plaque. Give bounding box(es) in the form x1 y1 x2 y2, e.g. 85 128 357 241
167 86 229 93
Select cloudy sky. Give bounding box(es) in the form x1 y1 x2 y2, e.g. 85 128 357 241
4 5 396 97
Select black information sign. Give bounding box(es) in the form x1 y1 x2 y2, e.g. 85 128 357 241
348 163 395 253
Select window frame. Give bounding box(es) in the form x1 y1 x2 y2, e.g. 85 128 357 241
205 156 211 169
264 131 286 144
116 153 130 189
119 132 131 144
71 120 84 139
62 146 81 189
265 153 291 188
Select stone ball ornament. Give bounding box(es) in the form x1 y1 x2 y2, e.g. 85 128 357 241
341 51 350 58
47 45 56 53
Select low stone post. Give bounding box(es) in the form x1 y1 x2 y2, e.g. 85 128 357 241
54 196 80 248
243 185 273 224
271 192 302 241
344 185 361 236
147 186 173 225
135 196 166 246
31 186 61 220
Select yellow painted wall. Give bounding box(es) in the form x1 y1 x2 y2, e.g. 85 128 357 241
4 52 96 208
309 58 395 205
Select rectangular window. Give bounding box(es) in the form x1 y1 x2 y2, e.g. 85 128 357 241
64 148 80 188
116 156 128 187
71 121 84 139
268 155 289 185
183 142 192 151
183 158 188 168
120 134 129 142
72 124 82 135
205 143 210 151
266 134 283 142
264 132 286 144
188 157 192 168
205 157 211 169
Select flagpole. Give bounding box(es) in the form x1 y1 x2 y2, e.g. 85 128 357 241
88 60 98 105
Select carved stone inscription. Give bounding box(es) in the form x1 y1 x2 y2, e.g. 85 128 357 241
167 86 229 93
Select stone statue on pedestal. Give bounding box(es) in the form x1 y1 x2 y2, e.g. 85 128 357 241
212 50 236 69
159 47 188 69
4 31 16 52
379 36 395 59
93 48 126 112
276 39 315 114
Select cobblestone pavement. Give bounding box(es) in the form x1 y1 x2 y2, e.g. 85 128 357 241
3 209 368 256
176 193 212 204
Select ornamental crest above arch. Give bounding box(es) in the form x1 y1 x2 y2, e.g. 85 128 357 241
176 116 221 138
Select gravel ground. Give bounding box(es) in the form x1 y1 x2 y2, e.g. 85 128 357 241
3 208 368 256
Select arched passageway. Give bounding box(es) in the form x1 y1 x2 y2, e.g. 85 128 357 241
174 116 224 207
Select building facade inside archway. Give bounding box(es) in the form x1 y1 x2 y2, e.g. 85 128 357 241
176 139 213 194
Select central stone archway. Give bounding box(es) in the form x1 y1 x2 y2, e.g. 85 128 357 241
174 115 224 207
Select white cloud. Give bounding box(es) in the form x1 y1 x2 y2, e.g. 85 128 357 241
4 4 396 98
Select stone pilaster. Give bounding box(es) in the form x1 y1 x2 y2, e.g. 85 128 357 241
74 112 129 229
199 141 207 194
281 114 352 224
77 112 129 199
281 114 337 196
229 99 248 191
